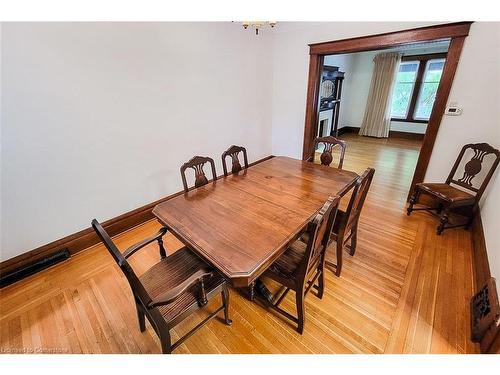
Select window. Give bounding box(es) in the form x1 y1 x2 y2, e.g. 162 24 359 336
390 54 446 122
390 62 419 119
414 59 445 120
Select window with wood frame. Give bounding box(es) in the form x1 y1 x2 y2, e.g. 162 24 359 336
390 53 447 123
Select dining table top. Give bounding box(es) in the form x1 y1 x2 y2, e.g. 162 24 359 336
152 156 359 287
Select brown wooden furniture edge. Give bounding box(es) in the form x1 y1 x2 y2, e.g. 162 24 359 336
0 155 275 277
471 208 500 353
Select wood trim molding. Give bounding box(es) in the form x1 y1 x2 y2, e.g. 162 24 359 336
389 130 425 141
390 118 428 124
302 54 323 159
471 208 500 353
471 208 491 289
337 126 425 141
309 22 472 55
401 52 448 62
302 22 472 200
0 155 275 278
408 35 467 199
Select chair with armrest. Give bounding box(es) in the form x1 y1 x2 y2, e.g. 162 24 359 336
307 136 347 169
407 143 500 235
221 145 248 177
262 195 340 333
180 155 217 193
91 219 231 354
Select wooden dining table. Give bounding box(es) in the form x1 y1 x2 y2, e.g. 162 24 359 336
153 156 358 293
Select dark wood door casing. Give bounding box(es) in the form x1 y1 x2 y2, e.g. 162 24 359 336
302 22 472 198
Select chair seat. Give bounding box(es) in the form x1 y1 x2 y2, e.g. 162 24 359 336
301 209 346 244
416 183 475 204
140 246 225 324
267 240 307 279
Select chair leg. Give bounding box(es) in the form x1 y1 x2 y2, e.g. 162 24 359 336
317 268 325 299
135 301 146 332
436 203 444 215
464 215 474 230
296 291 305 334
437 208 450 235
407 189 420 216
349 225 358 256
221 283 232 326
157 237 167 259
159 332 172 354
464 205 476 230
335 240 343 277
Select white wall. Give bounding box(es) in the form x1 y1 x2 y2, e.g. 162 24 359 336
390 121 427 134
340 50 376 130
0 23 2 253
270 22 500 279
324 54 352 71
0 22 273 261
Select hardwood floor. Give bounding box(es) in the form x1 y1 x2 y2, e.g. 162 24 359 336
0 134 479 353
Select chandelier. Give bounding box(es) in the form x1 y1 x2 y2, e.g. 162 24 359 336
242 21 276 35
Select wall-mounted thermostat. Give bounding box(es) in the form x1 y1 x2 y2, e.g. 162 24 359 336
445 105 463 116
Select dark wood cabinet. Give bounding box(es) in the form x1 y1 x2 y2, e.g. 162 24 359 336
318 65 344 137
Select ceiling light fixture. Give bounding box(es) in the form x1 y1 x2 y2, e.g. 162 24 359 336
242 21 276 35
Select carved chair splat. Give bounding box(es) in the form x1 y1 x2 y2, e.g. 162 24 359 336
308 136 347 169
221 145 248 177
180 155 217 193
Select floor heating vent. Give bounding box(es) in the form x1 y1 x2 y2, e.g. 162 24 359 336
0 249 70 288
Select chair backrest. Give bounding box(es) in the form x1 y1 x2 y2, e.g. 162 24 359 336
222 145 248 177
341 168 375 236
180 155 217 193
91 219 152 306
446 143 500 201
299 195 340 279
311 136 347 169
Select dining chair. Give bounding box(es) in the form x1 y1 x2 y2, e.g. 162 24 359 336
180 155 217 193
325 167 375 277
221 145 248 177
262 195 340 334
407 143 500 235
307 136 347 169
91 219 231 354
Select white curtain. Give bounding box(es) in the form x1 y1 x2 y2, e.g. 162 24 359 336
359 52 402 138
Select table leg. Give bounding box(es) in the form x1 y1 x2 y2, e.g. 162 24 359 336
248 281 256 301
255 279 274 303
248 281 255 301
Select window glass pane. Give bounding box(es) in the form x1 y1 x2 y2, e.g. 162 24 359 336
390 61 419 118
414 58 445 120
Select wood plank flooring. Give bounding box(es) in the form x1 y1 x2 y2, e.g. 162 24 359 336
0 134 479 353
